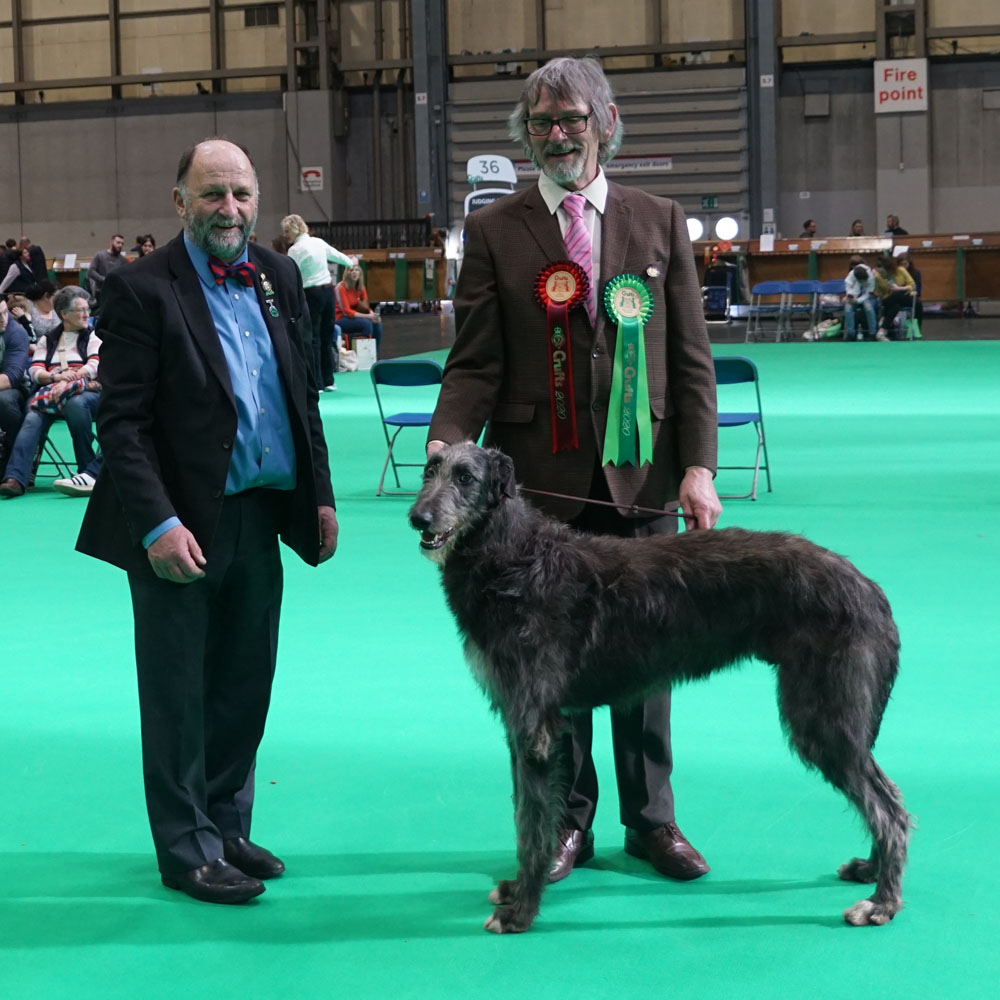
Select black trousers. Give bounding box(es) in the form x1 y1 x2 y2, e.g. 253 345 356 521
127 490 284 874
561 472 678 834
304 283 336 388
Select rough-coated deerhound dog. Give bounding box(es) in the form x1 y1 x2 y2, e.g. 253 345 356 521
409 442 910 934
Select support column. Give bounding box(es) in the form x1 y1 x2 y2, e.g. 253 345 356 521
411 0 449 223
12 0 24 105
745 0 779 237
109 0 122 100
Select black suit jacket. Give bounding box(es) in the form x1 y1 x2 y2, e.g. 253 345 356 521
77 233 334 575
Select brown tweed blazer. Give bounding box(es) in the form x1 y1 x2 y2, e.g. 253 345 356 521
429 180 718 521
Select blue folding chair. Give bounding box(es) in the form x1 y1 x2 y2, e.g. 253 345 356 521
370 358 444 496
783 280 822 339
714 355 771 500
746 281 788 342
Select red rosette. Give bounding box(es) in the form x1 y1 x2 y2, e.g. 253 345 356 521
533 262 584 454
535 260 589 311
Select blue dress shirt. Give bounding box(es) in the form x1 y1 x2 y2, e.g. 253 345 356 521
142 235 297 549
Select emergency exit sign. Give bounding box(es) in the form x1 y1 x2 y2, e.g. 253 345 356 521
701 195 718 210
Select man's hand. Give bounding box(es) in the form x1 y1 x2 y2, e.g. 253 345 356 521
679 466 722 531
147 525 207 583
317 505 339 563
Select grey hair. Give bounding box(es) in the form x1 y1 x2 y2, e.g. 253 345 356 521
508 57 624 165
53 285 89 318
281 214 309 239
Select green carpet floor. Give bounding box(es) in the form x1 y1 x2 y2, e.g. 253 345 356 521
3 341 998 998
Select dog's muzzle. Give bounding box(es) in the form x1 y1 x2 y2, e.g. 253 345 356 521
418 528 454 551
409 507 454 551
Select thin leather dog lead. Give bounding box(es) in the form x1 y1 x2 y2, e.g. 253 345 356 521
520 487 685 519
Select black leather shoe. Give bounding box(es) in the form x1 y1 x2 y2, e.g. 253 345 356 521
547 828 595 884
161 858 265 903
223 837 285 879
624 823 710 881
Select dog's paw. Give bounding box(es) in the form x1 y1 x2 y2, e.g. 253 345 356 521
483 906 533 934
843 897 901 926
838 857 879 883
488 879 516 905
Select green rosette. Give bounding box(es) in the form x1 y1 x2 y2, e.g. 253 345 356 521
602 274 654 467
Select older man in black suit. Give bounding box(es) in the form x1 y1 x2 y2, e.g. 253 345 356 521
78 138 338 904
427 58 720 886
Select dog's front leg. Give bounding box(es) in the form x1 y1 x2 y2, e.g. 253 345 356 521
485 720 560 934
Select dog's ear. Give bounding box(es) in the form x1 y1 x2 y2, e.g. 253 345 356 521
487 449 517 503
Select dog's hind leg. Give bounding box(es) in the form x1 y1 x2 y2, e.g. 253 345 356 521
485 716 563 934
837 755 910 926
777 652 910 926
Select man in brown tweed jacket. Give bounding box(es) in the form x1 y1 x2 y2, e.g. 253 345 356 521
428 57 721 883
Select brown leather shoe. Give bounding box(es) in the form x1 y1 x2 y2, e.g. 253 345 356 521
547 827 595 883
0 478 25 499
624 823 710 880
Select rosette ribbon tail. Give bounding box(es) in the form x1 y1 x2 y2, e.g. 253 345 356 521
602 275 654 467
535 261 588 454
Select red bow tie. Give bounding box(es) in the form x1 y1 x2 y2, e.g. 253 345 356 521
208 256 256 287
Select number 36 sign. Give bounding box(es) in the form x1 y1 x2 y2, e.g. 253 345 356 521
466 155 517 187
464 154 517 216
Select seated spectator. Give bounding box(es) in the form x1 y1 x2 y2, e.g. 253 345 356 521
898 254 923 321
0 298 31 479
874 254 915 341
0 239 18 274
848 219 865 237
25 279 61 342
281 213 354 390
0 286 100 499
800 219 817 238
335 259 383 357
0 244 37 295
843 256 877 341
885 214 909 236
53 451 102 497
6 294 37 345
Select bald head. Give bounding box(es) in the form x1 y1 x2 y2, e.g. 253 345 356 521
173 139 259 262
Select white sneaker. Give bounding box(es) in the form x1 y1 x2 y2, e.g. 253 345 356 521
875 329 889 342
53 472 96 497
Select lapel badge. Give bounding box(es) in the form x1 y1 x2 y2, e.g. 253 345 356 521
645 264 662 279
269 305 280 318
261 274 274 296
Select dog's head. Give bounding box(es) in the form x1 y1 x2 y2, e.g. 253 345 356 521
408 443 516 564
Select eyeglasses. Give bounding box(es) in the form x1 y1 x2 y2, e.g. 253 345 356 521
523 113 591 137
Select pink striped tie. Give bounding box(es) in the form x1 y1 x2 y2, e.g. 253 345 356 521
562 192 596 325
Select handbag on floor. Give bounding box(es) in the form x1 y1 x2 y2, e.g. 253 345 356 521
354 337 377 371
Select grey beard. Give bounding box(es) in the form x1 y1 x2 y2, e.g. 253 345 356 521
186 212 257 262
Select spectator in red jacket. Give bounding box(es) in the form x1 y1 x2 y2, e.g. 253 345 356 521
334 259 382 357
